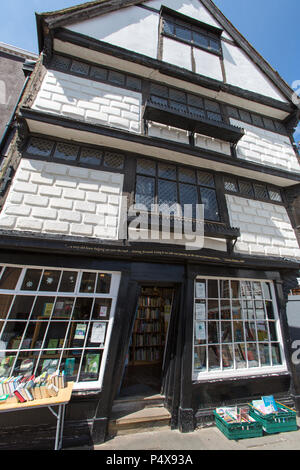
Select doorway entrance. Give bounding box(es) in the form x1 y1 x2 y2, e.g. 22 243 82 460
120 284 175 398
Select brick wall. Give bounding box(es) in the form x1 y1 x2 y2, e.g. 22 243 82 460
226 194 300 258
0 158 124 240
230 118 300 174
32 70 142 134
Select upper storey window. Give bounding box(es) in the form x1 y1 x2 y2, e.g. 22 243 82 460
162 11 222 55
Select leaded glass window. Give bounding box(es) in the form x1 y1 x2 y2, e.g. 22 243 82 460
135 158 219 221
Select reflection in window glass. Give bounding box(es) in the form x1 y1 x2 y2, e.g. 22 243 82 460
21 269 42 291
8 296 35 320
59 271 78 293
80 272 97 293
39 270 61 292
0 267 22 290
1 321 27 350
73 298 94 321
194 346 206 371
96 274 111 294
0 355 15 377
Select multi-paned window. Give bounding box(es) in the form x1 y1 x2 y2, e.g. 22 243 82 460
135 158 220 221
0 265 121 390
162 13 222 55
25 137 126 171
193 277 285 380
149 83 223 123
224 176 283 203
227 105 286 135
50 54 142 92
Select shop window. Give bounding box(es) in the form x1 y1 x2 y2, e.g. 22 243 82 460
0 265 120 390
193 278 286 380
135 158 219 221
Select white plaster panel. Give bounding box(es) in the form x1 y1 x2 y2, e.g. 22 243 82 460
193 48 223 81
147 122 190 144
32 70 142 134
67 6 159 59
162 37 192 71
222 42 287 102
226 194 300 259
194 133 231 155
0 159 124 241
230 118 300 174
148 0 222 30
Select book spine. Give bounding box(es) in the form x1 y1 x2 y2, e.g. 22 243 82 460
14 390 26 403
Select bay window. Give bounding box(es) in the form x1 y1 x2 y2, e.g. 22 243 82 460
193 277 286 380
135 158 220 221
0 265 121 390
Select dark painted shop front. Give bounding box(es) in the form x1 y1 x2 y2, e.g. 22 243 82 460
0 240 299 449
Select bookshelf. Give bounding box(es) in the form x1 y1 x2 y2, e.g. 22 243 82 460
129 287 174 366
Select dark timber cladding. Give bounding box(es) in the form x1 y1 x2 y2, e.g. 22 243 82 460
0 0 299 451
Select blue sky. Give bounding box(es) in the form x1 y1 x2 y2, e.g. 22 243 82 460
1 0 299 140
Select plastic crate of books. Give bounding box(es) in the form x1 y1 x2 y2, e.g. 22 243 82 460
214 407 263 440
249 399 297 434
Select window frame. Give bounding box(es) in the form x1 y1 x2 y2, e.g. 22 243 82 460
134 157 222 223
161 9 223 57
0 264 121 392
224 175 284 205
24 134 126 174
192 276 287 382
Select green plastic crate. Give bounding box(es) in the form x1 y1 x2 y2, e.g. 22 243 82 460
249 402 297 434
214 410 263 440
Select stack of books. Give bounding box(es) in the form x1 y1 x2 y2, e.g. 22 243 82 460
0 370 67 404
252 395 280 415
216 406 255 423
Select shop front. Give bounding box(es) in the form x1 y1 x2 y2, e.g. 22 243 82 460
0 245 298 448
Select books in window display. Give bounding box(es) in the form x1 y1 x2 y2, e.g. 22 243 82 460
0 370 68 405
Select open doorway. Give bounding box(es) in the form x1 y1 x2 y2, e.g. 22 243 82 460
119 284 175 398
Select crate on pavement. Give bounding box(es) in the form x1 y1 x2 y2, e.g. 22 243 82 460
214 409 263 440
248 402 297 434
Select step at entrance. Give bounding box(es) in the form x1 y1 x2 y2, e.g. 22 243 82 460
108 395 171 437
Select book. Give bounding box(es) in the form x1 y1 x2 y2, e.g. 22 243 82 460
42 359 59 375
64 358 75 377
14 390 27 403
20 359 34 376
46 339 59 353
42 303 54 318
85 354 100 374
262 395 278 412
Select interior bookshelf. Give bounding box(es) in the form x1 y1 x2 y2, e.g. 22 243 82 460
129 286 174 366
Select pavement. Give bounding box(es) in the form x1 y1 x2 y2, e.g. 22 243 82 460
69 416 300 451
